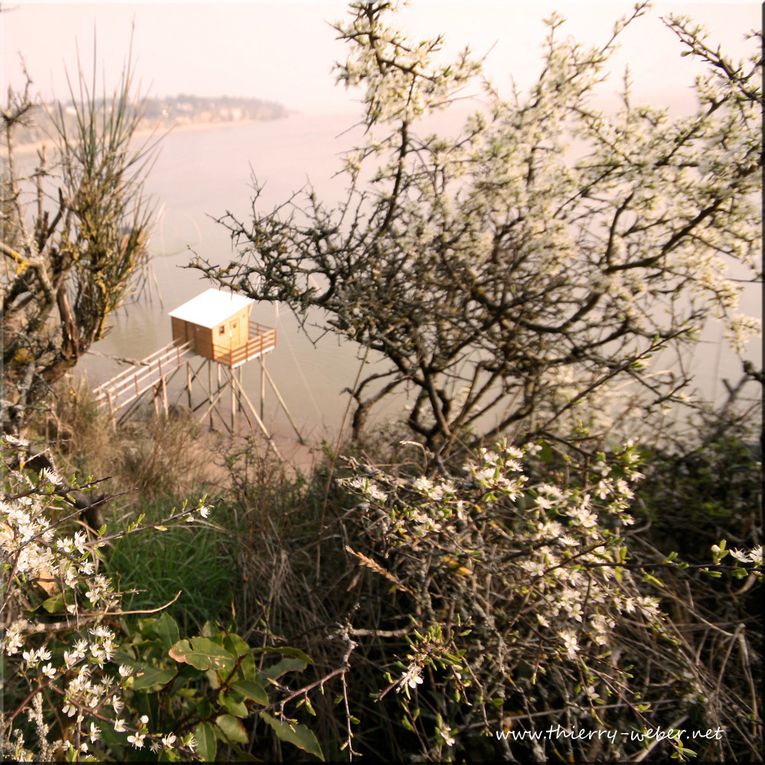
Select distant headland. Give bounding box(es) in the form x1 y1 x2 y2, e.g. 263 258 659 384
8 95 289 150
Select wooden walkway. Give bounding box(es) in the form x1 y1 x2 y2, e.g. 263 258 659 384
93 340 192 416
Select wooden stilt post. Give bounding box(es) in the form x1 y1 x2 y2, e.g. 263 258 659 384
186 361 193 409
262 364 305 444
260 356 266 420
230 372 283 460
237 369 255 432
197 382 231 429
160 369 169 418
178 359 207 410
161 377 169 417
207 361 213 430
155 357 167 417
230 367 236 432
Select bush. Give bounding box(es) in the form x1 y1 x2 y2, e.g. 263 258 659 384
339 440 763 761
225 435 762 762
0 435 326 762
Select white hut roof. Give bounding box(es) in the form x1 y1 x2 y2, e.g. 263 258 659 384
168 288 254 329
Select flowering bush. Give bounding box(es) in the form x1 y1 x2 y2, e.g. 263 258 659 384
198 0 761 454
1 436 194 760
0 435 325 762
340 439 762 761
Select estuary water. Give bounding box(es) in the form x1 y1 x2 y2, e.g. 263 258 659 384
81 113 398 446
78 111 761 449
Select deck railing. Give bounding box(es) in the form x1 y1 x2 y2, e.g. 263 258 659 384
93 340 192 414
211 321 277 368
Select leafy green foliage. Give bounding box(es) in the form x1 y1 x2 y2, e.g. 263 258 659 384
119 615 324 761
261 712 325 761
169 637 237 672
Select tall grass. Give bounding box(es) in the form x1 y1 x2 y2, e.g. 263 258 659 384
107 497 237 633
43 379 238 633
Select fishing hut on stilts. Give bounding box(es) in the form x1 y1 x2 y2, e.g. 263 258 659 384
93 289 302 458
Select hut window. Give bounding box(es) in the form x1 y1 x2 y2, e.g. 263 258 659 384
219 325 225 335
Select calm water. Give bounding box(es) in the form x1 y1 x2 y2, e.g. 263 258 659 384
80 112 762 447
81 113 402 445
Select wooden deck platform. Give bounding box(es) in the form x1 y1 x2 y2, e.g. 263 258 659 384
93 320 277 416
211 321 277 368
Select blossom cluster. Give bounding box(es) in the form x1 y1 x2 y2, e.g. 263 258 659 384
342 438 709 758
0 436 199 761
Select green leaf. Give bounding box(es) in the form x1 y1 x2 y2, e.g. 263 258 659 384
264 646 313 664
201 621 217 638
194 722 217 762
260 712 324 761
41 593 66 614
642 572 665 588
206 668 221 689
223 632 251 658
222 633 259 680
232 678 269 706
215 714 248 745
132 663 176 692
169 637 235 672
262 656 308 680
155 612 181 652
219 692 248 718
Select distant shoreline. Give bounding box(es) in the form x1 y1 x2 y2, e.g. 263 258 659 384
2 114 294 158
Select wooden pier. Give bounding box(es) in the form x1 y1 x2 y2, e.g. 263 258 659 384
93 340 193 419
92 290 301 455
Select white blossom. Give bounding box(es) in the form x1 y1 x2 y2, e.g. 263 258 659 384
398 664 424 691
127 732 145 749
559 629 579 660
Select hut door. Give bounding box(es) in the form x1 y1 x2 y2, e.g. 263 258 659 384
230 320 240 349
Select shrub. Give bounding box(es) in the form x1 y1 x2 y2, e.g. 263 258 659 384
332 439 762 761
0 435 325 762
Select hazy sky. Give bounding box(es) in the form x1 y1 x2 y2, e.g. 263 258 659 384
0 2 760 115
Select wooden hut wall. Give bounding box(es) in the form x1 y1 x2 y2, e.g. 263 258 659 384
171 317 188 346
195 325 214 360
171 304 253 363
